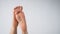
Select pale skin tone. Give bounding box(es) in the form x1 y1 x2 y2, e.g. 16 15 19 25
10 6 28 34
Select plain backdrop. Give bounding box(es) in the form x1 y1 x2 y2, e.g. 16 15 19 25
0 0 60 34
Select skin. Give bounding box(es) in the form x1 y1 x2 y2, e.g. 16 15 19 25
10 6 28 34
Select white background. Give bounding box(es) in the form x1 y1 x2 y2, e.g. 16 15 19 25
0 0 60 34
